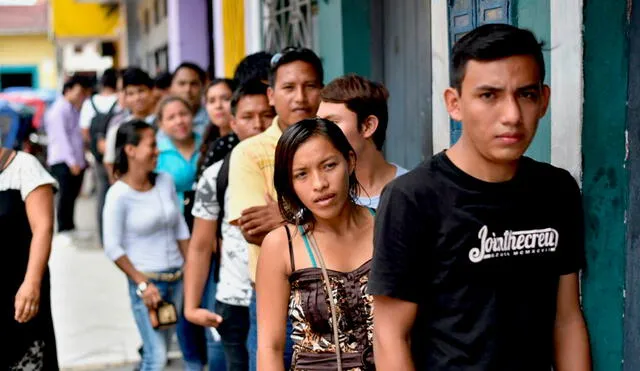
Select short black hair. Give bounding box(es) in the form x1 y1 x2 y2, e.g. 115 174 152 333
100 68 118 90
173 62 206 85
230 79 272 116
154 71 173 90
450 23 545 92
122 67 153 89
234 51 273 85
63 74 92 94
268 47 324 87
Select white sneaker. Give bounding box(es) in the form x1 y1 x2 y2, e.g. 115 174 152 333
54 232 74 248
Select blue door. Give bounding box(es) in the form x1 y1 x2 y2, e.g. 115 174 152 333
448 0 511 145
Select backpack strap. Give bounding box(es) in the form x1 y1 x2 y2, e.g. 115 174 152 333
211 152 232 283
89 96 98 112
215 151 232 239
89 96 118 116
105 100 118 116
0 148 14 175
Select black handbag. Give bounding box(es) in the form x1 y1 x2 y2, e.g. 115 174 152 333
150 300 178 329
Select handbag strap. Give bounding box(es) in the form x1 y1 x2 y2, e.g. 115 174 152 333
308 232 343 371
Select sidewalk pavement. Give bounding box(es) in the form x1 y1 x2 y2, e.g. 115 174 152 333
49 194 182 370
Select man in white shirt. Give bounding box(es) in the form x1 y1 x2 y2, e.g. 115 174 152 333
79 68 119 142
78 68 119 245
185 80 275 370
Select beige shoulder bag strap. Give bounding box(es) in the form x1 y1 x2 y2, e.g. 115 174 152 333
308 232 343 371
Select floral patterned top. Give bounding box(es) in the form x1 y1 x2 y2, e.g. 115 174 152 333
286 226 375 370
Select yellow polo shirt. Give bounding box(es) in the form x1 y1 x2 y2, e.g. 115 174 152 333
228 117 282 282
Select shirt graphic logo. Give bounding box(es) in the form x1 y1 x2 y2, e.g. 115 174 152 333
469 226 559 263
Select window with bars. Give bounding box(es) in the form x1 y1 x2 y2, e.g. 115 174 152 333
261 0 319 53
448 0 512 145
154 0 161 25
143 9 150 34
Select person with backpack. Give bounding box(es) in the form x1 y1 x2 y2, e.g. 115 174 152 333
184 80 275 371
79 68 120 245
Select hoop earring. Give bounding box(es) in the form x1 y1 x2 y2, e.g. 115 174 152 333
294 207 306 225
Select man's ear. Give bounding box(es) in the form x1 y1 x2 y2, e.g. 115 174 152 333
229 116 239 133
539 84 551 118
444 87 463 122
267 86 275 106
361 115 379 141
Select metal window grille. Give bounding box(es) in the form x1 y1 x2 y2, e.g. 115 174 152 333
262 0 318 52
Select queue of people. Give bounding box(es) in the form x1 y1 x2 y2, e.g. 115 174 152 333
3 22 592 371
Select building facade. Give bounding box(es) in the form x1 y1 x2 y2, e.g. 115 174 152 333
123 0 211 76
0 0 57 90
209 1 640 370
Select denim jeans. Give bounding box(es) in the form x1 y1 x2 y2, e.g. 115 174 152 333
216 301 250 371
202 260 227 371
248 289 293 371
128 271 183 371
179 259 226 371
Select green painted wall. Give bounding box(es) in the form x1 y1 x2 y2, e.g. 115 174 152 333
318 0 344 83
513 0 551 163
318 0 372 82
581 0 629 369
341 0 371 77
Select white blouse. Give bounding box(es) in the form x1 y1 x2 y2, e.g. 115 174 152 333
0 151 57 200
102 172 190 272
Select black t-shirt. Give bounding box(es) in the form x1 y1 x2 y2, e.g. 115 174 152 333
368 152 585 371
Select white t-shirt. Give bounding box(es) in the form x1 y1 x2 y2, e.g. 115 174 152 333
103 172 190 272
192 160 252 307
355 164 409 209
79 94 119 129
0 151 57 200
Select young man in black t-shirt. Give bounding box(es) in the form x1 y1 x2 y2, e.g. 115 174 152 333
369 24 591 371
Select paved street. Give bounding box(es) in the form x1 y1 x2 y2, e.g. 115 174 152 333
49 185 182 370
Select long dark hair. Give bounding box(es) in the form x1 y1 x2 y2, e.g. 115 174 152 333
197 78 237 173
274 118 360 231
113 120 155 180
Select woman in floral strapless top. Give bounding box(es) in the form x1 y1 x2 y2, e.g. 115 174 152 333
256 118 376 370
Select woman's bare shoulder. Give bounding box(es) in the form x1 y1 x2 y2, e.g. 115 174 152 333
263 224 298 249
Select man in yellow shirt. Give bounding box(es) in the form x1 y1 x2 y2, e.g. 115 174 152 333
226 47 323 371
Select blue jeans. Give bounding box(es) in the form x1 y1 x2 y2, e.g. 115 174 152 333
179 260 226 371
248 289 293 371
202 261 227 371
128 272 183 371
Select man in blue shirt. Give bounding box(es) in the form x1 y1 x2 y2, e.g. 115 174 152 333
45 75 92 235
